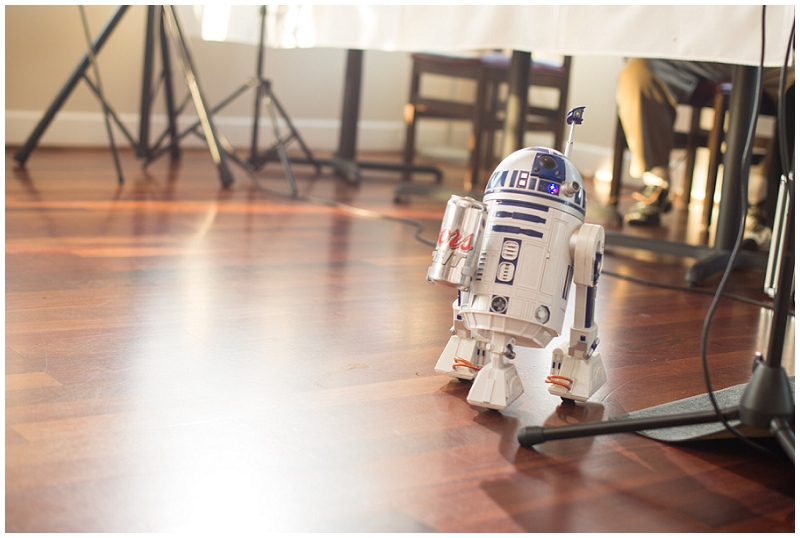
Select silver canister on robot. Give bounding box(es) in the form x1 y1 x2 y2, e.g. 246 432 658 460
427 195 487 289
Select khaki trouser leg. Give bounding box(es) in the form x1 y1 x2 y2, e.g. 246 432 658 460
616 58 676 182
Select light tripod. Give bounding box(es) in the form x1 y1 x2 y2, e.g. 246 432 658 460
14 5 235 188
138 5 320 197
219 5 320 197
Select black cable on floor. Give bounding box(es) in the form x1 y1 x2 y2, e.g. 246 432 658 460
600 268 792 314
243 166 789 315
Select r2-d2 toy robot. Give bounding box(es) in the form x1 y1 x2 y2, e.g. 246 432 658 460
427 107 606 410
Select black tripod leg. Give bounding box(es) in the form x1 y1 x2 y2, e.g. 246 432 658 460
265 94 298 197
269 91 321 174
79 6 123 184
80 77 137 147
162 6 233 187
518 406 740 447
159 9 181 161
250 6 267 162
770 418 795 463
14 6 129 167
143 82 253 169
138 6 156 158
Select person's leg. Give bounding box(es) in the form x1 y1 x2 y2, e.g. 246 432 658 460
616 58 676 225
616 59 675 182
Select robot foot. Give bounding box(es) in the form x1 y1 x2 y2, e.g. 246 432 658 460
547 352 606 402
434 335 484 381
466 361 523 410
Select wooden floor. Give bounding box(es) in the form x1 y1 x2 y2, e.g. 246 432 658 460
6 147 794 532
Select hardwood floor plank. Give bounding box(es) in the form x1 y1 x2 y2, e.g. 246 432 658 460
6 148 793 532
6 372 62 391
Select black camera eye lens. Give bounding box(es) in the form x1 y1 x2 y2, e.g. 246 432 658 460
539 155 557 169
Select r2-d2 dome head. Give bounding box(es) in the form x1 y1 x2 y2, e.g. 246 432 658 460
483 147 587 214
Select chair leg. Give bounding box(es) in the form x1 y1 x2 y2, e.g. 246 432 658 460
553 86 569 151
402 69 422 182
609 116 627 208
402 106 418 183
484 80 501 173
681 106 702 206
702 91 729 229
466 69 490 191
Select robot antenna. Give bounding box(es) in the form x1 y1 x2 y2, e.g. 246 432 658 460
563 106 586 160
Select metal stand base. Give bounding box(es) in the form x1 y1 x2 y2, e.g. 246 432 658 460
519 168 795 463
603 231 768 286
518 360 794 463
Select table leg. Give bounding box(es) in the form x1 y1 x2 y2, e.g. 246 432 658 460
501 50 531 157
318 50 443 191
684 65 762 285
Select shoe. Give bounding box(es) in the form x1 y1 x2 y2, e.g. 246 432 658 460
742 203 772 251
625 184 673 226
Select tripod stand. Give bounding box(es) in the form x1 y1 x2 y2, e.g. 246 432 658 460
14 5 234 187
225 6 320 197
518 170 795 461
232 12 441 188
140 6 318 197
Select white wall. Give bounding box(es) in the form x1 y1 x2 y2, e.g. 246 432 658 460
5 5 624 178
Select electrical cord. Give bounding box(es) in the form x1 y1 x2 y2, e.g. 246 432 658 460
777 18 795 182
697 6 765 452
600 268 792 313
699 5 794 457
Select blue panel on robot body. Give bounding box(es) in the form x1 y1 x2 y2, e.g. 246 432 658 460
459 147 586 349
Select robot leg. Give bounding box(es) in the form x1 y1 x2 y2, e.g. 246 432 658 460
434 296 489 380
546 343 607 402
466 333 524 410
433 332 488 381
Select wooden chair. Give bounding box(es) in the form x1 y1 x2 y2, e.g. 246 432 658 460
403 52 572 190
479 54 572 182
702 84 778 230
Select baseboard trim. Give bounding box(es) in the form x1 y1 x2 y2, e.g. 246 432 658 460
6 109 615 180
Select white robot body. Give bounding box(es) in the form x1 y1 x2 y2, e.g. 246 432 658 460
428 111 606 410
461 152 584 349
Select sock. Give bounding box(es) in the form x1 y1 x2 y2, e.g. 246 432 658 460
642 166 670 189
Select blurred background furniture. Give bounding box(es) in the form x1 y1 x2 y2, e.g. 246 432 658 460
609 79 777 231
402 51 571 190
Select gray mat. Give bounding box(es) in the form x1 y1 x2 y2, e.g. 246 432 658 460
614 377 795 442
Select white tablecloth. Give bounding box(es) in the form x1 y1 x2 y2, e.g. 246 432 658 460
178 5 795 67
